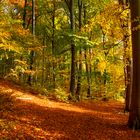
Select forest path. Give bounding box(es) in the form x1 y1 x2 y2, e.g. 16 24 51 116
0 80 140 140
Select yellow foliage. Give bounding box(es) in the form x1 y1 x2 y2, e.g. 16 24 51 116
98 61 106 74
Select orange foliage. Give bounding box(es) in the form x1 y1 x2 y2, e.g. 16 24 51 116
8 0 25 7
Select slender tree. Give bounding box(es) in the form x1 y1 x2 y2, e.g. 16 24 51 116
28 0 35 85
23 0 28 28
68 0 76 96
83 4 91 97
76 0 83 100
51 0 56 89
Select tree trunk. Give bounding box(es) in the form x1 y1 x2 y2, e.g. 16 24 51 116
83 4 91 97
84 49 91 97
19 0 28 83
28 0 35 85
69 0 76 96
118 0 131 112
124 59 131 111
41 35 46 87
52 0 56 89
76 0 83 100
123 31 131 112
128 0 140 129
23 0 28 28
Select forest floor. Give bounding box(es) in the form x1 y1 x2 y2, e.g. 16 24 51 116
0 80 140 140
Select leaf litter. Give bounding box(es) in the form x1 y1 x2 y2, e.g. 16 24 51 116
0 80 140 140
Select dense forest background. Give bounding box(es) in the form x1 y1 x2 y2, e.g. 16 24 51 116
0 0 131 102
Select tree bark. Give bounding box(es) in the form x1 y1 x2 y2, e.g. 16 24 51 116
128 0 140 129
23 0 28 28
118 0 131 112
76 0 83 100
84 48 91 97
52 0 56 89
28 0 35 85
83 4 91 97
124 59 131 111
69 0 76 96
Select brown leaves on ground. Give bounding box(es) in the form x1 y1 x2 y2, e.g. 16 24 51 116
0 80 140 140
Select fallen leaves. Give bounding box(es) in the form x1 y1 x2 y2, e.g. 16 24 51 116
0 80 140 139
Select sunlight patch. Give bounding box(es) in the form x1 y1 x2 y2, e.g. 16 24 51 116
16 97 33 100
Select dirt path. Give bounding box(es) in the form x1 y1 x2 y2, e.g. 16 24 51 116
0 80 140 140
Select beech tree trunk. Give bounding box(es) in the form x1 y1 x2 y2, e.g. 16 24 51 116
69 0 76 96
128 0 140 129
19 0 28 83
83 5 91 97
118 0 131 112
84 49 91 97
52 0 56 89
76 0 83 100
28 0 35 85
23 0 28 28
123 33 131 112
124 60 131 111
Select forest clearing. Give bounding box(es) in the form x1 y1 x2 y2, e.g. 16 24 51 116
0 80 140 140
